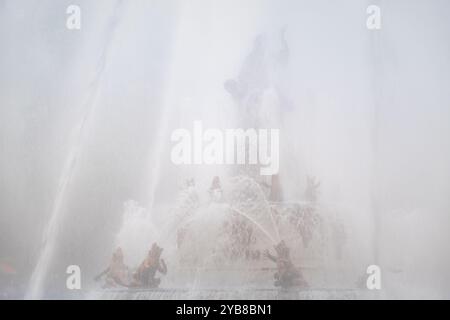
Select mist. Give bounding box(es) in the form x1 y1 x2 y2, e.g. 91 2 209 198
0 0 449 299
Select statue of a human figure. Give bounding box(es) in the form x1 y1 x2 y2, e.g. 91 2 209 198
264 240 307 288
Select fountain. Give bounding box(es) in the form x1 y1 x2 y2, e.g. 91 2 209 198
26 1 378 300
86 170 375 300
1 0 446 301
25 0 125 300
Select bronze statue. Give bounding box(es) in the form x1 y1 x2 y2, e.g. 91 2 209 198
264 240 307 288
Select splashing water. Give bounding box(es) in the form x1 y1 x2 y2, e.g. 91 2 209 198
25 1 125 299
101 174 339 295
